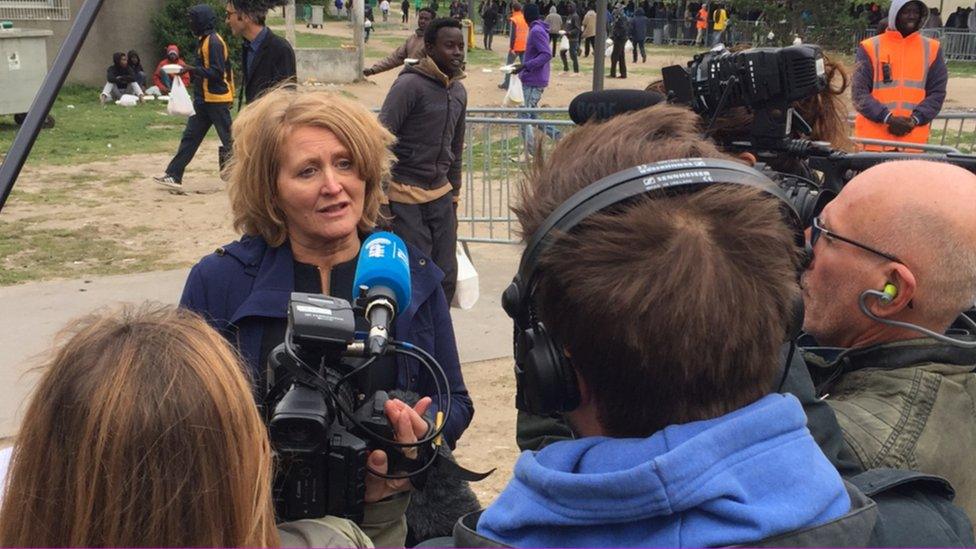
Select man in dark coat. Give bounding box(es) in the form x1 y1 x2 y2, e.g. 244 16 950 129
379 18 467 303
225 0 297 108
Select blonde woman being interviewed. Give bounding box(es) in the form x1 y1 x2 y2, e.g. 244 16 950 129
179 87 473 449
0 304 428 547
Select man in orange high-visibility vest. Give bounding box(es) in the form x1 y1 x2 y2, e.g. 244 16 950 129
499 1 530 89
852 0 947 150
694 4 708 46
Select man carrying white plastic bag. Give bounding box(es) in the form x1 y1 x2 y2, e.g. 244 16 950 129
153 4 234 190
503 72 524 106
167 77 196 117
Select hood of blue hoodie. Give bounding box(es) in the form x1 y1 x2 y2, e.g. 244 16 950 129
477 394 850 548
188 4 216 37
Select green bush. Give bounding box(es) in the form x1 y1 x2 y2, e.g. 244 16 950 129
151 0 243 75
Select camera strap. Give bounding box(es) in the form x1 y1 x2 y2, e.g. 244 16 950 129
402 444 495 490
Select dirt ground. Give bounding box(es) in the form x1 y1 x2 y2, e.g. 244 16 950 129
4 18 976 503
449 357 520 504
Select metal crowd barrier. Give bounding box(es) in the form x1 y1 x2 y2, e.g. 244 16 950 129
456 110 976 244
458 115 573 244
851 138 960 153
847 112 976 153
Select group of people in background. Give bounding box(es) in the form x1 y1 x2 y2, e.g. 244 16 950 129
101 44 194 104
100 50 148 103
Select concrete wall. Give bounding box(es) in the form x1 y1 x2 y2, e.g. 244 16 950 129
13 0 167 87
295 47 360 83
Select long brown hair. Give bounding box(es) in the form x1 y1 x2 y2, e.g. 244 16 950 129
0 304 280 547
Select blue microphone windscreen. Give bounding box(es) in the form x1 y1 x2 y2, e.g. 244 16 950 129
353 232 412 311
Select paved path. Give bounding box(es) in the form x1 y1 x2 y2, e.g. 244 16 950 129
0 243 521 438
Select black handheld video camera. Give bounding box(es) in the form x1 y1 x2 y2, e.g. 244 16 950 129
264 293 445 523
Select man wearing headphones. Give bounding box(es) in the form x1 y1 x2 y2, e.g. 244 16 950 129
467 104 850 546
801 159 976 522
446 106 973 547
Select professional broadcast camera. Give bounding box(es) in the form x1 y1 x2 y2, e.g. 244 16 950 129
663 44 826 145
262 233 467 523
659 43 976 193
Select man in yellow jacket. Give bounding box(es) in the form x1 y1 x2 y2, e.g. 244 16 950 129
711 3 727 46
155 4 234 189
852 0 947 150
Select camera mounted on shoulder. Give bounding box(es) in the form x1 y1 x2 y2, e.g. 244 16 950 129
659 44 976 192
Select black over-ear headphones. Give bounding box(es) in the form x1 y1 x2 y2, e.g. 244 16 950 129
501 158 806 416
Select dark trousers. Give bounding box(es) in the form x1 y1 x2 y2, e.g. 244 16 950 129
402 7 408 21
631 38 646 62
550 33 560 56
165 102 232 181
583 35 594 56
483 23 495 49
609 39 627 77
389 192 458 303
560 38 579 72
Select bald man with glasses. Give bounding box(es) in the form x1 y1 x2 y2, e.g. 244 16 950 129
800 159 976 524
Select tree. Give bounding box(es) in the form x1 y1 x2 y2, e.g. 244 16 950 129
726 0 869 50
151 0 244 75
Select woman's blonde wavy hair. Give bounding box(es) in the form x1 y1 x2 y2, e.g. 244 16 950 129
0 304 280 547
227 86 395 247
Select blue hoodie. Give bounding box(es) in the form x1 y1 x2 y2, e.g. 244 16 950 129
477 394 850 547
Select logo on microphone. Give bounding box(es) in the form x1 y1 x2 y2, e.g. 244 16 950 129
367 238 392 258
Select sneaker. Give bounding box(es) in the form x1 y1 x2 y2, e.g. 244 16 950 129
509 152 532 163
99 93 111 105
153 175 182 189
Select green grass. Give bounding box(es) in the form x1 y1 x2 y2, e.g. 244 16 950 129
0 220 175 285
295 31 349 48
947 61 976 78
465 46 505 67
929 127 976 153
0 85 185 166
469 135 521 175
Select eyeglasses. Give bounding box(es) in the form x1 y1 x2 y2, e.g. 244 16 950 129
810 216 903 264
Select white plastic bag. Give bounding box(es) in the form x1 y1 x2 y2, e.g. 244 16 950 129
605 37 613 46
116 94 139 107
167 77 195 117
559 35 570 52
624 39 634 52
503 73 524 106
605 45 613 57
451 242 479 310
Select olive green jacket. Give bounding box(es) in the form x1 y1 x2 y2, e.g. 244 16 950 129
278 493 410 548
807 337 976 523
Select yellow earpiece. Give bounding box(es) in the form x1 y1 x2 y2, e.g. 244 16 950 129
882 283 898 303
